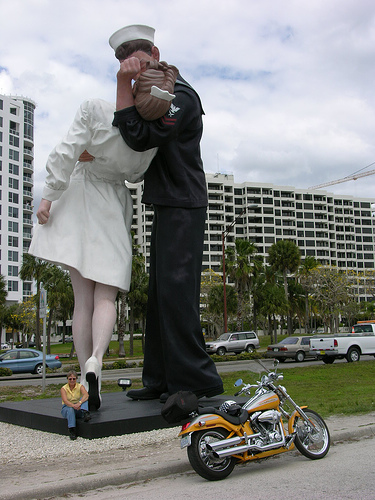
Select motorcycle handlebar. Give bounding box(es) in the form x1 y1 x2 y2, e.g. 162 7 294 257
234 383 259 396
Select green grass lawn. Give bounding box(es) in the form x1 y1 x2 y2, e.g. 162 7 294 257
1 358 374 419
219 359 375 418
50 339 145 360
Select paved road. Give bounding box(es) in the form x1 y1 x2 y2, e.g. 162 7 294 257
64 436 375 500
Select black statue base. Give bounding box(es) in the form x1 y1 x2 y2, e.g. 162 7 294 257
0 392 231 439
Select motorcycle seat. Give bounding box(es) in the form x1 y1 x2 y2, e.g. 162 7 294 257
197 406 249 425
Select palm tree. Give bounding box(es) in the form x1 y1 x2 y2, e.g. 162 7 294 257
2 303 22 345
19 255 49 349
0 274 8 339
54 275 74 358
298 256 319 333
225 239 257 331
43 265 73 353
207 283 237 336
126 252 149 356
288 280 307 333
250 256 266 331
119 235 149 357
117 291 128 357
268 240 301 334
258 265 288 342
0 274 7 306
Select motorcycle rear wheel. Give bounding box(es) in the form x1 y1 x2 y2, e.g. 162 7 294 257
187 428 236 481
294 408 330 459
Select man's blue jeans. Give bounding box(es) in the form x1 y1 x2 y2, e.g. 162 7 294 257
61 401 89 428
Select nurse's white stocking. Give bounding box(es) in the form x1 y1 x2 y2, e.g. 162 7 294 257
91 282 118 367
69 268 95 385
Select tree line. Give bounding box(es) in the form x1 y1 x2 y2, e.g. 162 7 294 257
1 238 374 354
202 239 375 341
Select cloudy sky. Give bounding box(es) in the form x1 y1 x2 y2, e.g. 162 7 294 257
1 0 375 207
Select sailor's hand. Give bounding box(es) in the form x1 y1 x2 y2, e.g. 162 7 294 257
117 56 144 82
37 199 52 225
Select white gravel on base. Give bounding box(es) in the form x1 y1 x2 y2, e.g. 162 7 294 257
0 422 179 464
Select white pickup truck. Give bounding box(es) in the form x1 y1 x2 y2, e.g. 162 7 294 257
310 322 375 363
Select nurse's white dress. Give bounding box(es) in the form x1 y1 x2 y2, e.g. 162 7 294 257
29 99 156 291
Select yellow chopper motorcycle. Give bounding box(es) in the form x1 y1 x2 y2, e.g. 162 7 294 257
179 359 330 481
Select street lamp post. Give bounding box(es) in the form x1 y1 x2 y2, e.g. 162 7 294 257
221 204 258 332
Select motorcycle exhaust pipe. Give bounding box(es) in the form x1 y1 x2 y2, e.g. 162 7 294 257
207 433 262 452
212 437 286 459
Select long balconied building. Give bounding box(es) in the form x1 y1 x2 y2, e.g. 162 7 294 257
0 94 35 304
128 173 375 299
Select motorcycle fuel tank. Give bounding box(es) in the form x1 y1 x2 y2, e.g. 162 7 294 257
243 391 279 412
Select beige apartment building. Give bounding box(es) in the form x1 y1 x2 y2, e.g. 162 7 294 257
128 172 375 300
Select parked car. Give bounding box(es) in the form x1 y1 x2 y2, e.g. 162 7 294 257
205 331 260 356
15 342 36 348
0 348 62 375
265 336 317 362
1 343 10 350
59 336 73 343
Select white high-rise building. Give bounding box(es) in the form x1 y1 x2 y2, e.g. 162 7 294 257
128 173 375 300
0 94 35 305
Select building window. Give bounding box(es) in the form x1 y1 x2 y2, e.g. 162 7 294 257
8 281 18 292
23 282 32 296
8 236 18 247
8 221 18 232
8 192 19 204
9 149 19 161
9 178 19 189
8 206 19 218
8 251 18 262
9 163 19 175
9 135 19 147
8 265 18 277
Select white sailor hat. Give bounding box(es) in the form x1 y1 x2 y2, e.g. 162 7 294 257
109 25 155 51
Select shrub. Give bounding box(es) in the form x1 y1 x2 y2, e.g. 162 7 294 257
62 364 80 373
0 367 12 377
211 351 264 363
106 360 138 370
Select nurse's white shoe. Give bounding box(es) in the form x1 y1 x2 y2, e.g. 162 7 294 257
85 356 101 410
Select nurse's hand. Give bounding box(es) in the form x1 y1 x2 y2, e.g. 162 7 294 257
37 199 52 225
79 150 95 162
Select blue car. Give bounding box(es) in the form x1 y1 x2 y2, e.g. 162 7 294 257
0 348 62 375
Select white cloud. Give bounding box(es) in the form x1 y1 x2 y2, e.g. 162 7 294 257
1 0 375 205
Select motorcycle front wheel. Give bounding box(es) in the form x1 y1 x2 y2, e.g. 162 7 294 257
293 408 330 459
187 428 236 481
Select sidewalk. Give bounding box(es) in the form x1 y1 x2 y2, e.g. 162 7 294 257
1 411 375 500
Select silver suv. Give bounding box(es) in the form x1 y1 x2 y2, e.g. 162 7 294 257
205 331 260 356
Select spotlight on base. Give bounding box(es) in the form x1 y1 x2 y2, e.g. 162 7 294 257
117 378 132 391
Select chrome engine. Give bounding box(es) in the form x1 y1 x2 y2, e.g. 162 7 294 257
206 409 289 459
250 410 283 446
